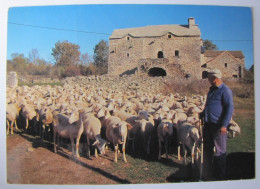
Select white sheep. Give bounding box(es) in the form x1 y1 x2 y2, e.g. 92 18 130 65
135 119 154 154
157 118 174 160
36 106 53 140
228 119 241 138
52 110 84 158
20 102 38 132
112 109 139 148
69 109 107 158
105 115 131 163
172 112 200 165
6 102 21 134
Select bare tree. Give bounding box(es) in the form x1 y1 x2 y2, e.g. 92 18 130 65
29 48 40 65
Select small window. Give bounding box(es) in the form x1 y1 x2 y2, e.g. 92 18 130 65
168 34 171 38
127 53 130 57
233 75 238 78
158 51 164 58
127 36 130 40
225 63 228 68
175 50 179 57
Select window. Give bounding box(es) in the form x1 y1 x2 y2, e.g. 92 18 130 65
168 34 171 38
158 51 164 58
175 50 179 57
127 53 130 57
127 36 130 40
239 66 242 78
225 63 228 68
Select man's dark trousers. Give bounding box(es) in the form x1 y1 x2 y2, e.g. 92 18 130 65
203 122 227 180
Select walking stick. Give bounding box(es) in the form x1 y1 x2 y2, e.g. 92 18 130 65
199 116 204 181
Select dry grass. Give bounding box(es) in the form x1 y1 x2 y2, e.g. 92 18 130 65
162 78 254 99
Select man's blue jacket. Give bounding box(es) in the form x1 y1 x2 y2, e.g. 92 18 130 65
203 83 234 128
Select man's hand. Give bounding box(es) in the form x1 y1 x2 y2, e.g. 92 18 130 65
220 126 227 135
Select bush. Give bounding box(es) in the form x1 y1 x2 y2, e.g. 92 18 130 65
62 65 82 78
224 79 254 98
162 78 254 99
162 78 210 97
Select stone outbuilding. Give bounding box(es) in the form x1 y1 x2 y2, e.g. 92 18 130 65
108 18 245 79
202 50 244 79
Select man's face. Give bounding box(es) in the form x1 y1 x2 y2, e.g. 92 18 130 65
208 74 217 86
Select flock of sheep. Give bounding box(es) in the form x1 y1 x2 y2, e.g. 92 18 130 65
6 81 241 165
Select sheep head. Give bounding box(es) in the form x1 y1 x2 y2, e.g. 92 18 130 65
93 139 107 155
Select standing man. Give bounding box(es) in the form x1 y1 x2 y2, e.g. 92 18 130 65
200 68 234 180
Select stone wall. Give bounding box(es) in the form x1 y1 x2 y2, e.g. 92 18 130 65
7 72 18 88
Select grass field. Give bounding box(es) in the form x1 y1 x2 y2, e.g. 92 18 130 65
228 96 255 153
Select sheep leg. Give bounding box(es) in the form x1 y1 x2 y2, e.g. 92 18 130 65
14 120 18 131
94 147 98 158
6 120 10 135
10 121 14 135
178 144 181 160
165 139 168 159
191 145 195 165
183 144 187 165
122 142 127 163
75 137 80 158
53 131 57 153
40 124 45 140
114 144 118 163
70 137 76 158
158 139 162 160
196 147 200 160
86 137 91 158
25 118 29 130
147 137 151 155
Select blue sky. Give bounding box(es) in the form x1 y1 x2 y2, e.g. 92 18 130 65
7 4 253 68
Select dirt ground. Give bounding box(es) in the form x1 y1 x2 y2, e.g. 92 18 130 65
7 133 132 185
7 132 255 185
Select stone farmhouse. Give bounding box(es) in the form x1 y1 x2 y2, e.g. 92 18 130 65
108 17 244 79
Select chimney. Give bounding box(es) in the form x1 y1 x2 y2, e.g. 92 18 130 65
188 17 195 28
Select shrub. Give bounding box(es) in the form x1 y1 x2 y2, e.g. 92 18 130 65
62 65 82 78
162 78 210 97
162 78 254 99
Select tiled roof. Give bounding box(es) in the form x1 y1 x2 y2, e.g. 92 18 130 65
110 24 201 39
204 50 244 58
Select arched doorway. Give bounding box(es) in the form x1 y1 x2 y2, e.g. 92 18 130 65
148 67 167 77
158 51 164 58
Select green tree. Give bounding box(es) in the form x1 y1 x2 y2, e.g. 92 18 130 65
93 40 108 74
203 39 218 50
52 40 81 67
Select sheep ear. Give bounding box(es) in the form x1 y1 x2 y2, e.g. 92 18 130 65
93 140 99 146
172 112 178 123
127 123 133 130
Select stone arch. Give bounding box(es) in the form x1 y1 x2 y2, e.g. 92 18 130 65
148 67 167 77
157 51 164 58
